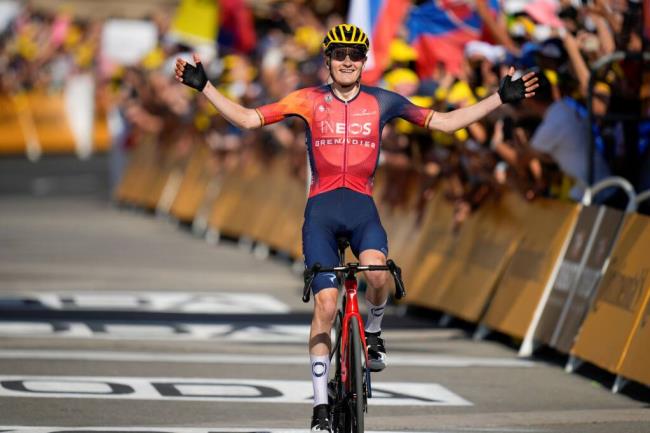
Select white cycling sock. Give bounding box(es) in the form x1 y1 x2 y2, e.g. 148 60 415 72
310 354 330 407
365 298 387 333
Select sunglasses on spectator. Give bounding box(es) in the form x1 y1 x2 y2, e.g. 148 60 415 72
330 47 366 62
593 93 610 102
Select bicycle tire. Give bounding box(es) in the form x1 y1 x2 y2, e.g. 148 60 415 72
348 316 365 433
331 310 342 365
329 310 344 432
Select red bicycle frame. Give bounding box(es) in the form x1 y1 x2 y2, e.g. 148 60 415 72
301 258 406 404
339 275 368 388
301 258 405 432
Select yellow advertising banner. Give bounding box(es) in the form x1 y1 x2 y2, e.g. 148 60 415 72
26 91 76 153
248 156 293 246
171 0 219 46
405 190 526 322
436 193 524 323
1 91 110 158
144 141 192 211
220 161 267 238
113 138 156 203
571 213 650 377
377 169 422 262
208 161 263 238
482 196 579 339
397 196 437 284
0 96 26 155
131 142 172 209
170 143 212 222
618 290 650 387
93 108 111 152
403 187 456 310
247 164 281 239
268 174 305 258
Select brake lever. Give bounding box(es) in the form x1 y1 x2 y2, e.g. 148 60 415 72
387 259 406 300
302 263 321 303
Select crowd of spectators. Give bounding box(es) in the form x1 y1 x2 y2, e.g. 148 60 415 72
1 0 649 220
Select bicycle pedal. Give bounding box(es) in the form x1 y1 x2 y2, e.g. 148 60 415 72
368 358 386 372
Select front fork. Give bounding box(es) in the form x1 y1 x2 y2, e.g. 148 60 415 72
339 274 369 396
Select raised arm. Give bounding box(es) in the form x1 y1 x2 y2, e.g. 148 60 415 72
427 68 538 134
175 54 262 130
475 0 521 55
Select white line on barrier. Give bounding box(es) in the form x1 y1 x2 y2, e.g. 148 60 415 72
0 350 535 367
0 376 473 406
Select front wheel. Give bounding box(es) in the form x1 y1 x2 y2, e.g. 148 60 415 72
347 316 365 433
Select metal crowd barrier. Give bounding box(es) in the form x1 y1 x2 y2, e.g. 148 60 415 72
519 177 636 357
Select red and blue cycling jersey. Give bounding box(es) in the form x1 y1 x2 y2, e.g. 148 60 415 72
256 84 433 198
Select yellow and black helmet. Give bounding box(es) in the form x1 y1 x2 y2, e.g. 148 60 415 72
322 24 370 53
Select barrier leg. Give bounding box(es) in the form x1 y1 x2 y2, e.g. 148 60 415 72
612 375 628 394
438 314 453 327
192 217 208 237
170 216 182 229
473 324 491 341
292 259 304 275
518 338 542 358
238 236 254 252
205 228 221 245
395 304 408 318
565 355 583 373
253 243 270 261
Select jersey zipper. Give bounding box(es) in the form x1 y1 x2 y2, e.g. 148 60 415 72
343 100 349 187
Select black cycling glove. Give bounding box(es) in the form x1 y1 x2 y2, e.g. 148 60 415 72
181 61 208 92
498 74 526 104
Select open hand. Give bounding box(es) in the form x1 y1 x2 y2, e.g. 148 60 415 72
498 67 539 104
175 53 208 92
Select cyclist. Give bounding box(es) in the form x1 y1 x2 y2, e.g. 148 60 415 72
175 24 538 432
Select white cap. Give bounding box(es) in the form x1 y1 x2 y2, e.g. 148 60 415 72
465 41 507 64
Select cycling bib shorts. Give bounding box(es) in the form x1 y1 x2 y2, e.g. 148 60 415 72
302 187 388 293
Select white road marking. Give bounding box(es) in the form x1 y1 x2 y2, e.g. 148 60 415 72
0 428 544 433
0 262 299 291
0 350 535 368
0 322 310 342
0 376 472 406
0 426 543 433
1 292 290 313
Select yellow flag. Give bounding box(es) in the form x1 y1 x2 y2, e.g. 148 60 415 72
171 0 219 45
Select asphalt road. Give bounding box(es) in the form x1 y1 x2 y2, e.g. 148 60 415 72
0 157 648 433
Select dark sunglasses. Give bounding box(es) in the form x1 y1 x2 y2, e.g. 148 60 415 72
593 93 610 102
330 47 366 62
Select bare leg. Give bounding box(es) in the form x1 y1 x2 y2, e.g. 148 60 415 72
360 249 389 305
309 287 338 409
360 249 389 371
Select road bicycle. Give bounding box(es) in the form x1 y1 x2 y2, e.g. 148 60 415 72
302 237 406 433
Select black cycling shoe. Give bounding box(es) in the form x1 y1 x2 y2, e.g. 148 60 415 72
366 330 386 372
310 404 332 432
